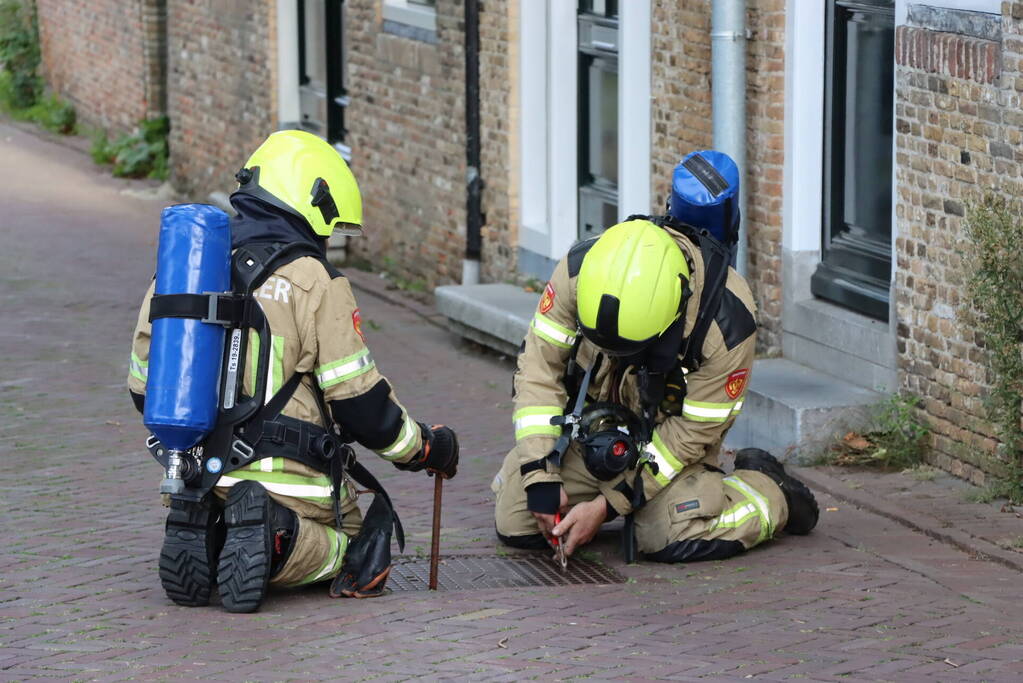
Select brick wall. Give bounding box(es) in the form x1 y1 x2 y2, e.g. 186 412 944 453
649 0 786 354
165 0 276 197
343 0 467 289
36 0 165 133
894 3 1022 484
478 0 517 283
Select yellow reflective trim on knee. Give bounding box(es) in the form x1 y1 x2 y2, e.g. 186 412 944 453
297 526 349 585
723 475 775 543
709 502 758 531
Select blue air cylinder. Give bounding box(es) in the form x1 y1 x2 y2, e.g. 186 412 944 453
668 150 741 246
143 204 231 455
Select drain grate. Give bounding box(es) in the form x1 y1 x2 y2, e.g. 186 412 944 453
388 554 625 591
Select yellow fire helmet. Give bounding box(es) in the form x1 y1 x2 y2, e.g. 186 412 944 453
576 219 691 355
233 130 363 237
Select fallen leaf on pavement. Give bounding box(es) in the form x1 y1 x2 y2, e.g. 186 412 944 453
843 432 872 451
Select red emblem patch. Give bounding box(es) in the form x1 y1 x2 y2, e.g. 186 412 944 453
539 283 555 314
352 308 364 341
725 368 749 399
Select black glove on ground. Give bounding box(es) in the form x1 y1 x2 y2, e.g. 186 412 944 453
329 494 394 599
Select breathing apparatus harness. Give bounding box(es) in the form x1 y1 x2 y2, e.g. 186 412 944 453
521 214 733 561
144 241 404 550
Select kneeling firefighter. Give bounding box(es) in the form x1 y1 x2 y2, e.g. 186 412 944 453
493 151 818 563
128 130 458 612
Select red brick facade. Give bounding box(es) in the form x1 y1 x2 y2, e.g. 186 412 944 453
165 1 277 196
31 1 1023 485
343 0 467 289
650 0 786 354
36 0 165 133
894 3 1023 484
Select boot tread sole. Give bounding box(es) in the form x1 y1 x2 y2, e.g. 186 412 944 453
218 481 272 613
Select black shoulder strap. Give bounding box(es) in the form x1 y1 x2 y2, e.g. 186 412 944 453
567 237 599 278
232 241 338 294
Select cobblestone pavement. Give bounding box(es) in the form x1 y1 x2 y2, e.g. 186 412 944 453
2 121 1022 682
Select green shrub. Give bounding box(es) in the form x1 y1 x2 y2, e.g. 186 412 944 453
960 195 1023 503
21 91 74 133
92 117 170 180
0 0 40 109
870 394 930 470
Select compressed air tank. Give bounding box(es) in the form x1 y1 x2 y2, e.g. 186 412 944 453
143 204 231 452
669 150 741 246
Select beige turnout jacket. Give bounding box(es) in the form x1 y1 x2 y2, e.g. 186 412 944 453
512 227 758 516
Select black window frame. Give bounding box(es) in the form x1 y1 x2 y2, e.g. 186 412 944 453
577 4 619 240
297 0 349 153
811 0 896 321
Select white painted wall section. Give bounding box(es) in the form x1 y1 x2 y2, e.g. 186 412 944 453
518 0 550 256
782 0 825 253
618 0 652 219
547 0 579 260
276 0 301 127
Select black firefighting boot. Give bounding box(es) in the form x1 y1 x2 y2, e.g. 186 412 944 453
159 495 225 607
733 448 819 535
217 481 297 613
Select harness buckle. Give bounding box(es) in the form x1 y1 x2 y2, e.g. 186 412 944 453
230 438 255 462
201 292 235 327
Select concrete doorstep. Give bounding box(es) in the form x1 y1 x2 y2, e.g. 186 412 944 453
434 282 886 460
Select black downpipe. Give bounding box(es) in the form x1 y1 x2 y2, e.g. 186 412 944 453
464 0 483 262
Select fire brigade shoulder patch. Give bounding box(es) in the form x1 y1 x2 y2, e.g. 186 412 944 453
725 368 749 399
353 308 364 341
675 499 700 514
539 282 555 314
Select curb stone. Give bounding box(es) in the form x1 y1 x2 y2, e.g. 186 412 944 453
794 465 1023 572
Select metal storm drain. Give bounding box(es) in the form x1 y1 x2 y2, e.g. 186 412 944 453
388 554 625 591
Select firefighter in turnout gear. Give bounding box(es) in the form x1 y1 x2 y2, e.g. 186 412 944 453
129 130 458 612
493 218 818 562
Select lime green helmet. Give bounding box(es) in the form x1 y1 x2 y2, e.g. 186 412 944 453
576 219 691 355
233 129 363 237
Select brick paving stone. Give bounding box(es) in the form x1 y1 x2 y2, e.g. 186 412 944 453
3 120 1023 681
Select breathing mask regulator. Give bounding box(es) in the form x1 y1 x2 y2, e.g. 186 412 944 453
576 403 644 481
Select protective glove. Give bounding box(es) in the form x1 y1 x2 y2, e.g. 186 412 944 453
329 495 393 599
392 423 459 479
